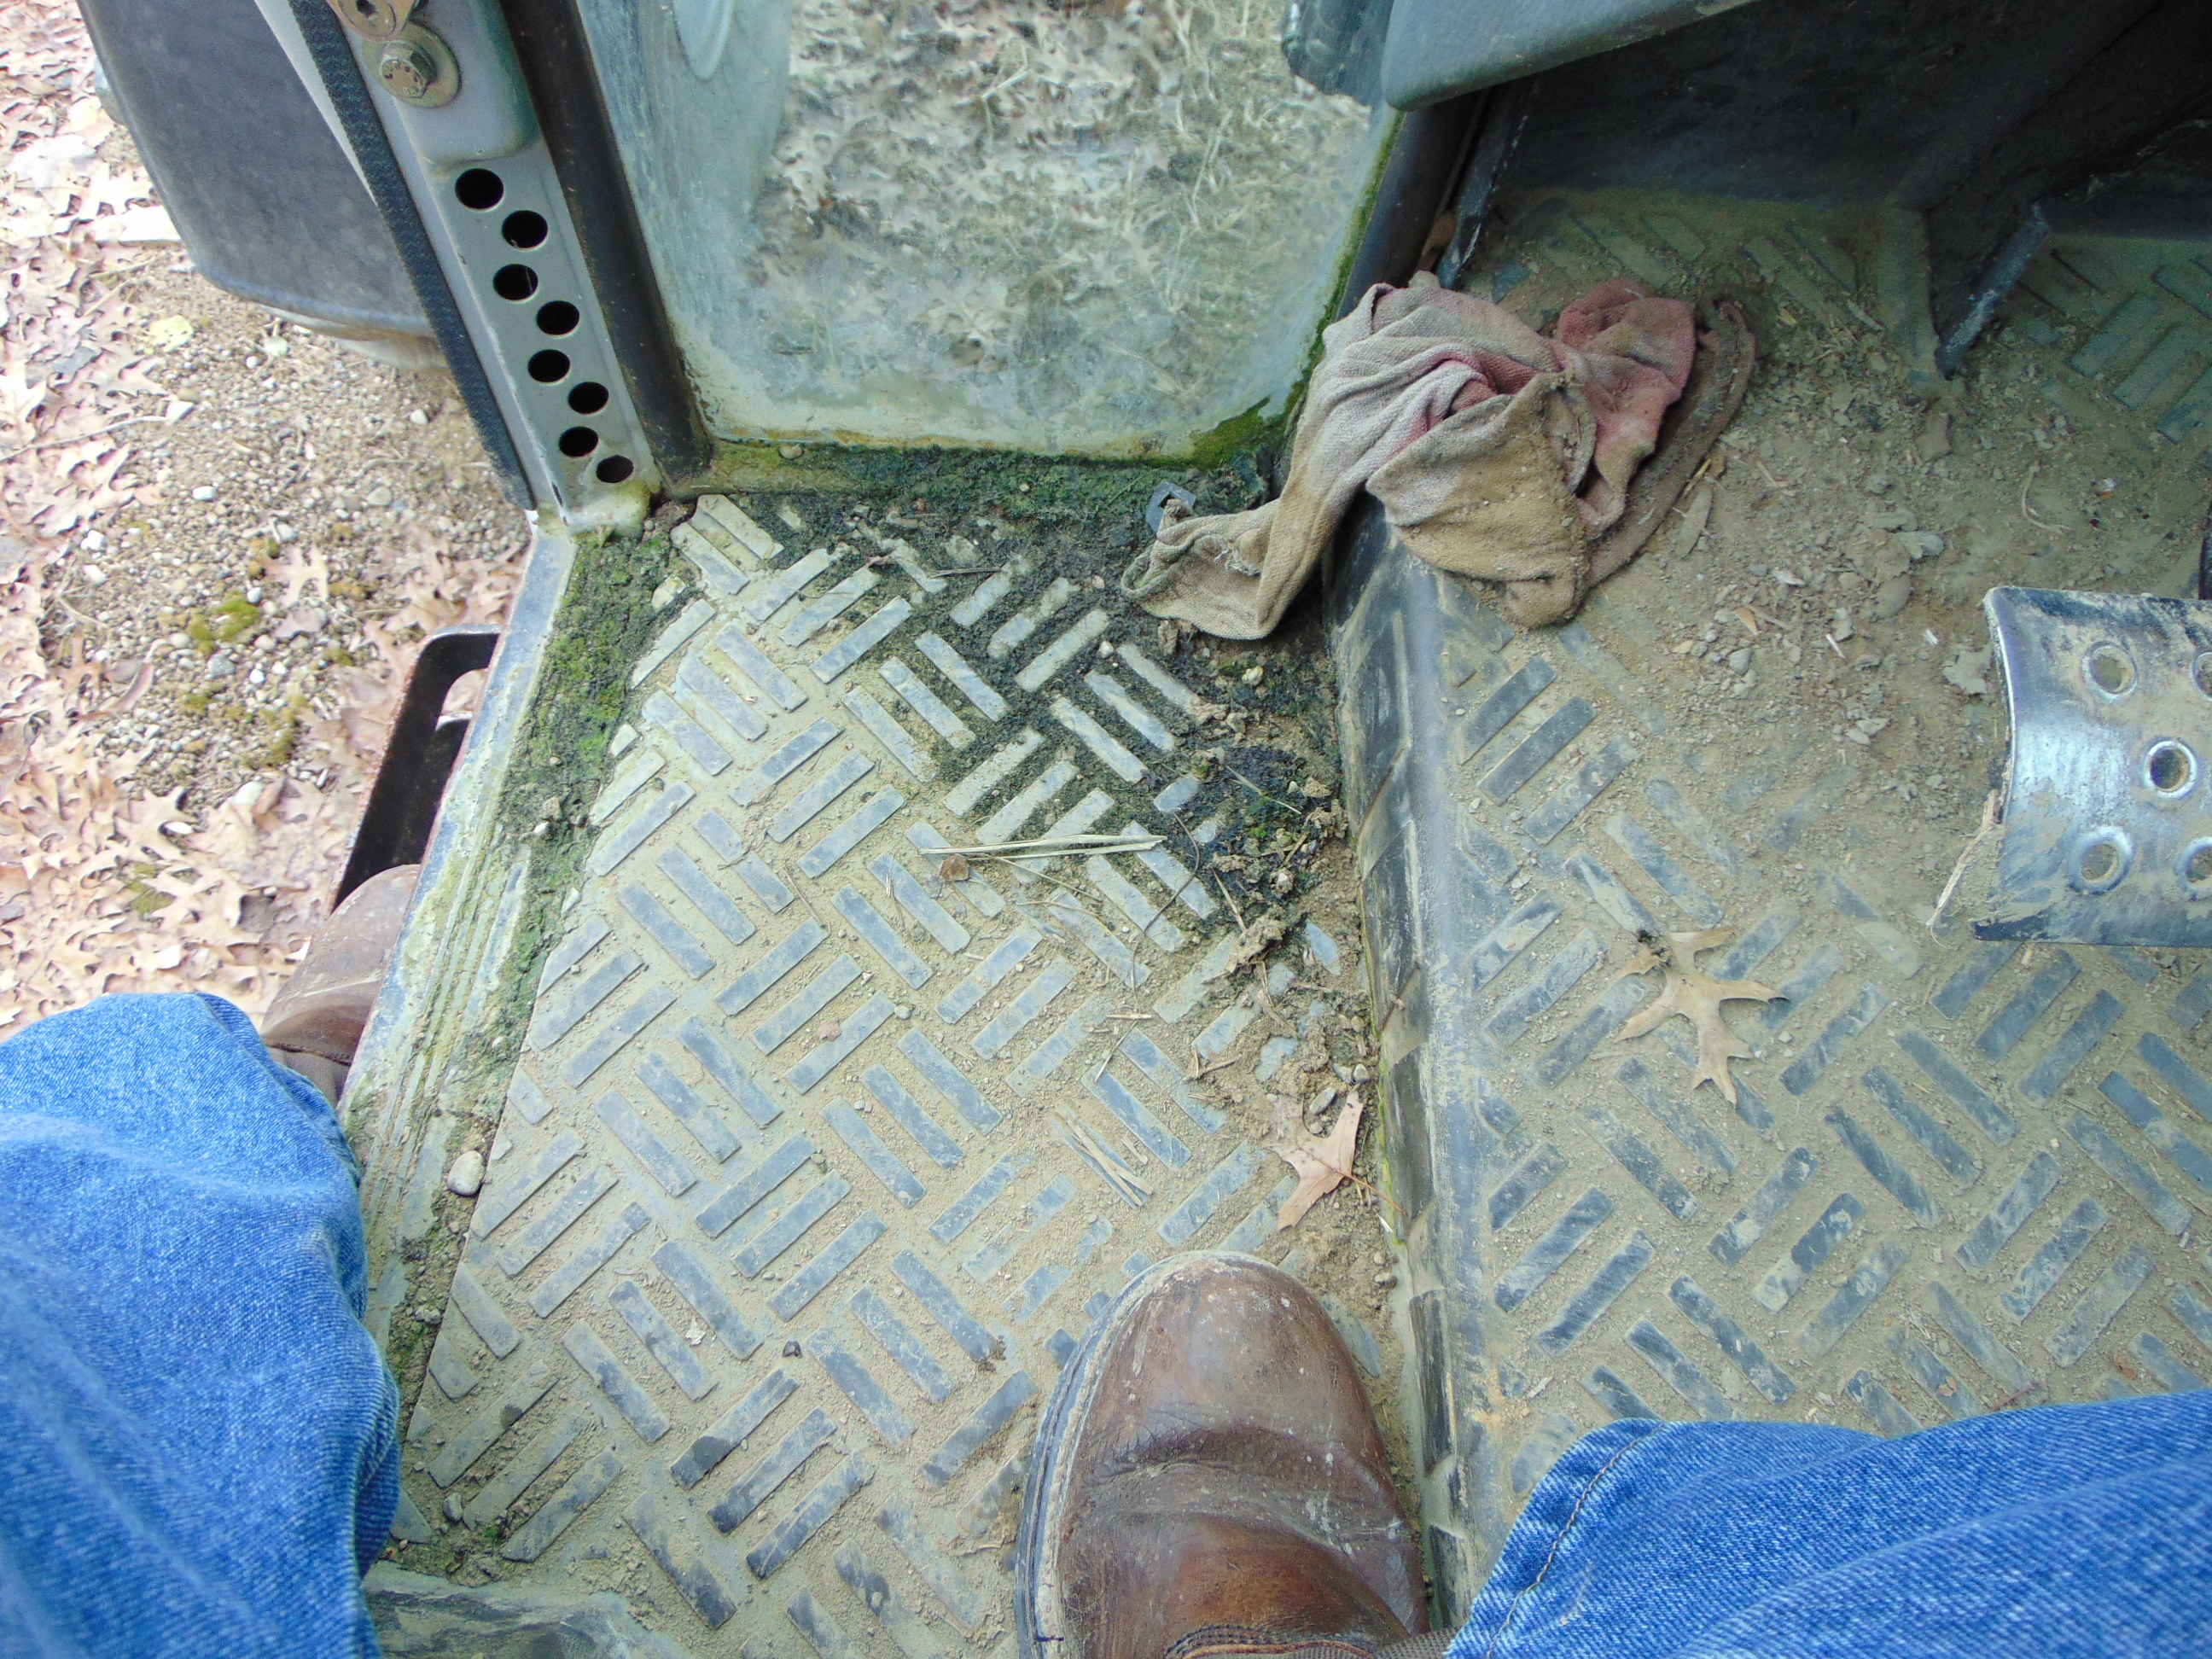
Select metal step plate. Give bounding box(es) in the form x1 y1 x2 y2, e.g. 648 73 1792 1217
1341 196 2212 1621
394 493 1382 1654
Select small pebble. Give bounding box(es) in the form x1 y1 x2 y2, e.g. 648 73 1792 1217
443 1494 465 1522
1726 647 1751 673
446 1149 485 1196
814 1018 841 1043
190 484 216 501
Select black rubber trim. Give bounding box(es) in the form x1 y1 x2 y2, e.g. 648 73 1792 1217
338 626 500 906
495 0 709 486
283 0 533 508
1336 90 1487 316
2197 496 2212 603
1434 79 1536 292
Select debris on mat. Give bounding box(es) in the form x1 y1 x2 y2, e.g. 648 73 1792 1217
1615 928 1784 1104
1277 1094 1366 1231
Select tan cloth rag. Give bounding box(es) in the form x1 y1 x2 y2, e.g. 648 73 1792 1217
1122 273 1698 635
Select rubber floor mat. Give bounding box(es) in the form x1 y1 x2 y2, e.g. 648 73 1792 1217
1338 194 2212 1619
390 493 1383 1655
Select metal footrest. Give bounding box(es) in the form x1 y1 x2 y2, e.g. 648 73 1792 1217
1980 585 2212 946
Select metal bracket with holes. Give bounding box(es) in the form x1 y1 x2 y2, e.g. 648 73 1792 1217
297 0 660 511
1978 585 2212 944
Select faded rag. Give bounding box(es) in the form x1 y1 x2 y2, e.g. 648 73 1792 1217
1124 273 1697 634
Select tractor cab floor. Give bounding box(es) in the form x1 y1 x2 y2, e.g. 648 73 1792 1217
376 189 2212 1656
1334 189 2212 1617
378 470 1400 1656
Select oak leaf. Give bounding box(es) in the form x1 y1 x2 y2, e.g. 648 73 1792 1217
1614 928 1782 1105
1276 1096 1363 1230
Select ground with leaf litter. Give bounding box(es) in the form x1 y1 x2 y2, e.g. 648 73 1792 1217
0 0 528 1028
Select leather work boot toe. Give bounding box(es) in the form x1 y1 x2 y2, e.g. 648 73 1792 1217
259 863 420 1103
1017 1252 1433 1659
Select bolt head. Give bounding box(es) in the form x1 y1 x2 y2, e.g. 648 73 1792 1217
377 39 435 100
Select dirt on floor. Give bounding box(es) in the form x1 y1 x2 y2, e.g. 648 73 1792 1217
1480 193 2206 940
0 0 529 1028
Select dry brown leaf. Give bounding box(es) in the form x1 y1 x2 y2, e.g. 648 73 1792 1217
1613 928 1783 1105
1275 1095 1363 1230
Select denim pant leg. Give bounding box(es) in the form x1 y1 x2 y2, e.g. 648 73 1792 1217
0 992 399 1659
1447 1393 2212 1659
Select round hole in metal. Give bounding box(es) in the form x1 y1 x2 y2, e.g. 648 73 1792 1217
2146 739 2197 797
502 210 549 249
454 169 504 211
2183 841 2212 890
492 264 538 302
596 455 635 484
2072 831 2132 894
567 381 609 415
558 426 599 457
536 300 580 336
527 349 569 383
2084 643 2136 696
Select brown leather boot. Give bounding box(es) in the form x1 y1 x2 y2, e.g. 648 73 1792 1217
1017 1253 1428 1659
259 864 420 1103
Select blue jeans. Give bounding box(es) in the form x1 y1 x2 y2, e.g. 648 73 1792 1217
0 994 398 1657
3 995 2207 1657
1448 1399 2212 1658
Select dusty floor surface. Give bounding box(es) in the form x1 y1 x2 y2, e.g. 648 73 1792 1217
1485 191 2205 936
0 0 528 1027
383 473 1417 1617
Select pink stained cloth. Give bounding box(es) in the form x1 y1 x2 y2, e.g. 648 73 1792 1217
1124 274 1698 637
1378 276 1698 530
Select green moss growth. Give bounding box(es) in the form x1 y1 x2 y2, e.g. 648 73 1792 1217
1187 397 1283 470
183 591 262 655
248 706 300 770
478 528 677 1062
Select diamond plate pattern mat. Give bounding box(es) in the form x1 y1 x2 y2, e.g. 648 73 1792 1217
394 495 1377 1654
1336 197 2212 1617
